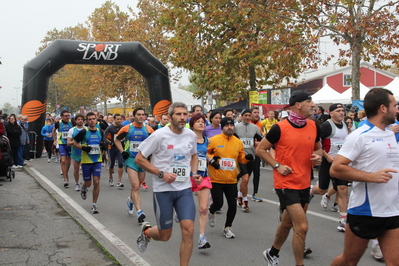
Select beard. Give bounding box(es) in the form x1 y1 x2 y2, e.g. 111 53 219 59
383 113 396 125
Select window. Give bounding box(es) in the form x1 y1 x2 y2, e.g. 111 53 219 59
344 74 352 86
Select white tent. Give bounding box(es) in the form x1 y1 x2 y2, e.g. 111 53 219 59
311 84 349 104
385 77 399 100
340 83 370 101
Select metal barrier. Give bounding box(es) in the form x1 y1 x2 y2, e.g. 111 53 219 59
28 131 38 159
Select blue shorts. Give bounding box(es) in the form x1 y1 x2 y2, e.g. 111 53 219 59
153 188 196 230
81 162 102 181
125 157 145 172
59 144 71 157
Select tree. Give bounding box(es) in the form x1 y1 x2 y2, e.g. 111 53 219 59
156 0 320 101
249 0 399 100
1 102 15 115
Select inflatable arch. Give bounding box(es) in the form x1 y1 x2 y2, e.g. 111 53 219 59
21 39 172 158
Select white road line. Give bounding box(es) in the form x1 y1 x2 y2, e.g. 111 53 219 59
261 198 338 222
29 167 151 266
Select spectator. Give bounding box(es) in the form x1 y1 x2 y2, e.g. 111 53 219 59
6 114 23 168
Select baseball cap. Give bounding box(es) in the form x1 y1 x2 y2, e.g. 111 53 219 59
280 111 288 118
329 103 344 112
289 90 312 106
221 117 234 128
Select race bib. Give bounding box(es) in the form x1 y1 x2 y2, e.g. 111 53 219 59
220 158 236 171
129 141 141 152
169 164 189 181
331 142 344 155
62 131 68 139
88 144 101 155
241 138 254 149
198 157 206 172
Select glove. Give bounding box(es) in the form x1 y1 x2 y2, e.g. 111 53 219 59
81 146 92 153
122 151 130 160
209 156 220 169
245 154 254 161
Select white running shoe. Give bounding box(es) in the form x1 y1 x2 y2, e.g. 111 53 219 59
321 193 330 209
91 205 99 214
222 227 235 239
75 183 80 191
337 221 346 232
208 210 215 227
263 248 279 266
47 159 51 163
331 204 340 212
137 222 151 253
371 243 383 260
198 236 211 249
126 197 135 215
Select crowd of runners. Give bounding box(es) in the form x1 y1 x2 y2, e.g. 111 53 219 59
1 87 399 266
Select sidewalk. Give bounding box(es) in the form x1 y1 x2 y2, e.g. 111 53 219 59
0 168 117 266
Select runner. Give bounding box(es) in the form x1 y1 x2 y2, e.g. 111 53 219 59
207 117 253 238
104 113 124 188
53 110 74 188
134 102 201 266
257 90 322 266
235 109 263 211
115 108 154 224
330 88 399 266
250 106 263 201
67 114 85 192
73 112 105 214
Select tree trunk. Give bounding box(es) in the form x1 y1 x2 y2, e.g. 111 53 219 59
249 64 256 92
351 40 362 101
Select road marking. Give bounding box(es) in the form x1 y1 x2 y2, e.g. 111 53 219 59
29 167 151 266
261 198 338 222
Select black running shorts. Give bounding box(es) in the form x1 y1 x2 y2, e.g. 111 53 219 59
347 213 399 239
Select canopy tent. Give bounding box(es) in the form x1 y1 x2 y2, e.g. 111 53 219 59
212 99 248 112
385 77 399 100
340 83 370 101
311 84 349 104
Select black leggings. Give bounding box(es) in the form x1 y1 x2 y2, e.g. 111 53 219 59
44 140 53 159
252 155 261 194
209 183 238 228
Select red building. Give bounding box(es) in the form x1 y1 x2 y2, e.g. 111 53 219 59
291 62 398 94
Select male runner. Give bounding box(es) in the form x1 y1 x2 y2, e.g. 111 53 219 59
73 112 105 214
134 102 201 266
67 114 85 191
257 90 322 266
115 108 154 224
104 113 124 188
53 110 74 188
330 88 399 266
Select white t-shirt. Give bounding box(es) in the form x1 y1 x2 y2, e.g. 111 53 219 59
67 126 84 138
139 126 197 192
338 121 399 217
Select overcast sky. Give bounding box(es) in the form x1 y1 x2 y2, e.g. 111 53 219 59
0 0 141 108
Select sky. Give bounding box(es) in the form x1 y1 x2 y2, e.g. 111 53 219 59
0 0 142 108
0 0 343 111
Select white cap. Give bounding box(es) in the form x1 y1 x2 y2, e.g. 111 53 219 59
280 111 288 118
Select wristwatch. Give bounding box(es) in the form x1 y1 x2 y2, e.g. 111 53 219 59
157 171 164 178
273 163 280 169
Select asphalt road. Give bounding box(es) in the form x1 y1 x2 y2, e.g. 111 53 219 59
27 156 382 266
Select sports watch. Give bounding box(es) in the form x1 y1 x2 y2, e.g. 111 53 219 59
158 171 164 178
273 163 280 169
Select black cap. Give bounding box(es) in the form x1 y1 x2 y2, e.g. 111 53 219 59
329 103 344 112
221 117 234 128
289 90 312 106
241 109 252 116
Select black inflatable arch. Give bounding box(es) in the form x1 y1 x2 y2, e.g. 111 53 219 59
21 39 172 158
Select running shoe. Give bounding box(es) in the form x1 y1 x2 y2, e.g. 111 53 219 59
252 193 263 202
331 204 340 212
236 196 243 207
242 201 250 211
222 227 235 239
141 181 148 189
198 236 211 249
11 165 18 169
48 159 51 163
91 205 99 214
137 222 151 253
126 197 135 215
137 210 146 224
81 185 87 200
109 178 114 187
55 158 58 163
64 180 69 188
208 210 215 227
304 245 312 257
117 181 124 188
321 193 330 209
75 183 80 191
337 221 346 232
309 185 314 202
263 248 279 266
371 243 384 261
174 212 180 223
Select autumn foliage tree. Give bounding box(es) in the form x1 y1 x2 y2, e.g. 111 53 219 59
249 0 399 100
